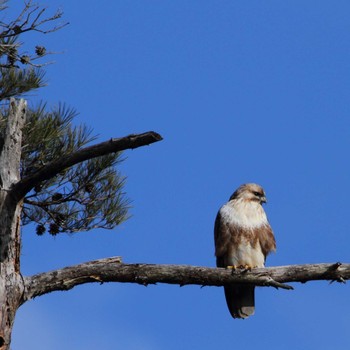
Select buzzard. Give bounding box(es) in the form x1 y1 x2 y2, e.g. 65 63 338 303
214 183 276 319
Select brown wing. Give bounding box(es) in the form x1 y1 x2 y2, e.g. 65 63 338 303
214 210 231 268
254 223 276 258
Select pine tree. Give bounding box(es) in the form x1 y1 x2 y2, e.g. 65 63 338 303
0 0 135 236
0 2 161 348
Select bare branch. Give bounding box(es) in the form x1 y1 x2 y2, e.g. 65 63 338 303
23 259 350 301
0 2 67 39
13 131 163 200
0 1 68 69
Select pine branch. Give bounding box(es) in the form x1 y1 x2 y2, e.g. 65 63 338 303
12 131 163 200
23 259 350 301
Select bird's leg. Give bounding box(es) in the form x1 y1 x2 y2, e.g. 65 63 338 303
226 264 254 270
226 264 255 274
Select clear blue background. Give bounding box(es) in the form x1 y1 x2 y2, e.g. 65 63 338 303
8 1 350 349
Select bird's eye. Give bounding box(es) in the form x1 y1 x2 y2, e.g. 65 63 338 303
253 191 261 197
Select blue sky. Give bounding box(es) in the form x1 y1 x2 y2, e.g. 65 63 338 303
9 1 350 349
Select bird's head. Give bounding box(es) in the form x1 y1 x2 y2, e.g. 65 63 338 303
229 183 267 205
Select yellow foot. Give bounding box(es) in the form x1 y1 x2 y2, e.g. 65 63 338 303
240 264 252 271
226 264 253 269
227 264 256 273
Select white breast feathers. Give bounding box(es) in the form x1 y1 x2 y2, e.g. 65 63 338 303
219 199 268 229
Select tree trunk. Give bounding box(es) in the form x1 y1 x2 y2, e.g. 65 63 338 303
0 99 26 350
0 98 163 349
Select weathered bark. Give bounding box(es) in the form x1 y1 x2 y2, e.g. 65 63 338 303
0 99 26 350
23 258 350 301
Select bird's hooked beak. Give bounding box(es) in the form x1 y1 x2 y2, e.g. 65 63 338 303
260 196 267 204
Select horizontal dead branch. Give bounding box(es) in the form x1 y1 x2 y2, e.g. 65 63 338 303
22 258 350 302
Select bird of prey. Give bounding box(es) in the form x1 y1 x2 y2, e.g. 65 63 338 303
214 183 276 319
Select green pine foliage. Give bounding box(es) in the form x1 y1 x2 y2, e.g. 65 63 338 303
0 66 46 100
18 103 130 234
0 1 130 236
0 31 46 99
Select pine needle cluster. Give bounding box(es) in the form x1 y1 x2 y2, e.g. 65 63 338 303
0 66 45 100
15 103 130 235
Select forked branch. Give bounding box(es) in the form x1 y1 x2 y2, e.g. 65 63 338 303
23 259 350 301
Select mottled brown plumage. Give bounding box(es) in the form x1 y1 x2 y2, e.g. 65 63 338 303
214 183 276 319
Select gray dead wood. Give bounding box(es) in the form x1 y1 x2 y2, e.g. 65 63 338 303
23 258 350 300
0 99 27 350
